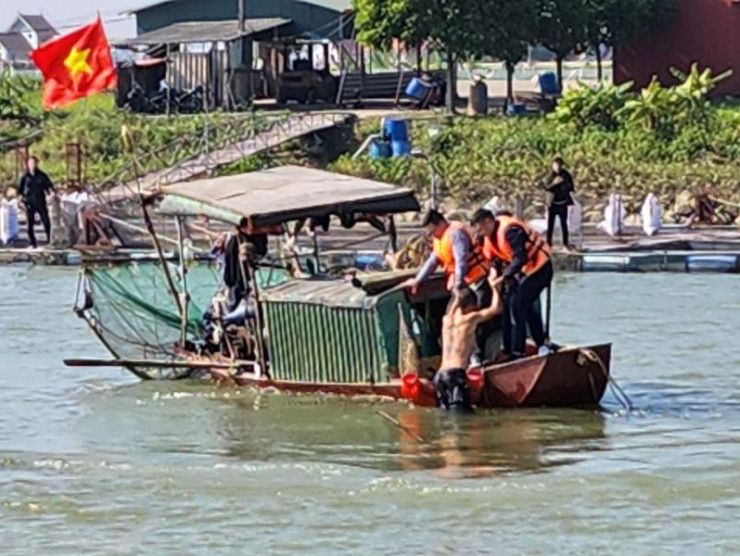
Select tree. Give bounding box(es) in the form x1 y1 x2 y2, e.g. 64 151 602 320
354 0 480 113
536 0 589 93
478 0 539 108
583 0 678 81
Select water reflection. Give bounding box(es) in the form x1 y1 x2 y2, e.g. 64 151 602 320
212 393 607 476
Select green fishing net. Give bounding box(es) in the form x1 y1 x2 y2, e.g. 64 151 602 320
84 260 220 362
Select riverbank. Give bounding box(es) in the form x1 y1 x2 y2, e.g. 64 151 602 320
4 225 740 275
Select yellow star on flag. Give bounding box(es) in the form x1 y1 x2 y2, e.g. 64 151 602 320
64 47 92 77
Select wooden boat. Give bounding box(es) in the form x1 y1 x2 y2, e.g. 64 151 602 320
67 165 613 409
202 343 611 409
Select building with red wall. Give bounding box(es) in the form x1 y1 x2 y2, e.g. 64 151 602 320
614 0 740 95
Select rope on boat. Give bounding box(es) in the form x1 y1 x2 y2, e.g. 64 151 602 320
578 348 634 412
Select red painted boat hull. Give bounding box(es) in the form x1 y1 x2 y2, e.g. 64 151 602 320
205 344 611 409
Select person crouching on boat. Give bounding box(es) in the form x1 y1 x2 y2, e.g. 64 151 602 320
401 209 493 366
436 285 502 412
472 209 553 361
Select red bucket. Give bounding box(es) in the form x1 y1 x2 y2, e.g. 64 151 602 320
400 373 420 402
466 368 484 405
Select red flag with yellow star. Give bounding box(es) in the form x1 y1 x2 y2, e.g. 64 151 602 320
31 17 117 110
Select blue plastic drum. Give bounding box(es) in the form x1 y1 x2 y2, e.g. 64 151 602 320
369 139 391 160
383 118 409 142
686 255 740 273
405 77 431 101
391 140 411 157
539 72 559 95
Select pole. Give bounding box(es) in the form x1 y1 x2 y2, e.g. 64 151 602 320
237 233 269 379
545 285 552 343
141 197 183 315
238 0 246 33
176 216 190 346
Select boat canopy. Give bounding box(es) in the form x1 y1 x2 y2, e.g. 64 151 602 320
157 166 420 227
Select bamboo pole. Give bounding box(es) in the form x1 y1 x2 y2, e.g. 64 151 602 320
142 198 183 315
176 216 190 346
64 358 254 370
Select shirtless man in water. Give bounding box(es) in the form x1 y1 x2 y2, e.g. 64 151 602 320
435 285 503 412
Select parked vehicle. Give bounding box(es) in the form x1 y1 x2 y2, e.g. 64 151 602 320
277 61 337 105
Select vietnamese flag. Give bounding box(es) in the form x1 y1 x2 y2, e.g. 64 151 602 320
31 18 117 110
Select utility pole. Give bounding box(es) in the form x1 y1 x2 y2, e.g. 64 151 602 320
238 0 246 33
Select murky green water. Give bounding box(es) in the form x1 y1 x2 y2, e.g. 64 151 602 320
1 267 738 554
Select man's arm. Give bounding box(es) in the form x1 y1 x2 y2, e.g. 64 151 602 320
42 171 56 194
503 226 529 278
474 284 503 322
450 227 471 291
413 252 440 284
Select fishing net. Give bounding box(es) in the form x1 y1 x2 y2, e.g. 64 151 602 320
83 260 220 363
79 259 292 378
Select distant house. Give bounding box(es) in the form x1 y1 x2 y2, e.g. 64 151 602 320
614 0 740 96
0 14 58 70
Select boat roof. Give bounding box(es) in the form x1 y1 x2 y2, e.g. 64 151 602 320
157 166 420 227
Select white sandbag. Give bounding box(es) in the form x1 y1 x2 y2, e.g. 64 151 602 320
483 195 501 214
568 197 583 237
0 199 20 245
528 218 548 235
641 193 662 236
598 194 626 237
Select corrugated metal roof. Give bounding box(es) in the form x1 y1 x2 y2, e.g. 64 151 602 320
124 17 290 44
157 165 420 227
125 0 351 15
18 14 57 43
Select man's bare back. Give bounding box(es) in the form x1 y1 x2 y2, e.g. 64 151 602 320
440 286 503 370
441 312 481 369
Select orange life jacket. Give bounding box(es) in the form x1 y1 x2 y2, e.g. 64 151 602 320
432 222 489 290
482 216 550 275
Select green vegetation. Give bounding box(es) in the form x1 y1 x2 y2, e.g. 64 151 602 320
331 67 740 220
0 76 275 189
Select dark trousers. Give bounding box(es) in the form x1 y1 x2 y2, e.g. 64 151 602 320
502 261 553 356
448 279 495 363
434 368 472 412
26 204 51 248
472 279 495 362
547 204 569 246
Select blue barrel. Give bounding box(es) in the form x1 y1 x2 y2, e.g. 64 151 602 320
686 255 740 273
369 139 391 160
405 77 430 101
539 72 559 95
392 140 411 157
384 118 409 142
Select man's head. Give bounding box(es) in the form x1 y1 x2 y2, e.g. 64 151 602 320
552 156 564 174
422 209 448 239
457 287 478 314
27 156 38 174
471 208 496 237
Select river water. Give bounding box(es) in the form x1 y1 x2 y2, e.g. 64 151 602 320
0 267 738 554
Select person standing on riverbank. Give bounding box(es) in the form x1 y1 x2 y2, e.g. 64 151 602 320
544 157 574 248
18 156 55 249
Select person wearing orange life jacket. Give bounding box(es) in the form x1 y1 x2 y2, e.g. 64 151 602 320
472 208 553 361
402 209 494 365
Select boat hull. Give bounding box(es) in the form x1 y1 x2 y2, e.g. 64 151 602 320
205 344 611 409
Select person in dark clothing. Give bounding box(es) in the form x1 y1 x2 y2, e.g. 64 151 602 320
473 209 553 360
544 157 574 248
18 157 55 248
